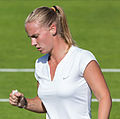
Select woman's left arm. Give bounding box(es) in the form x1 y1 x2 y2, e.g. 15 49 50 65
84 60 112 119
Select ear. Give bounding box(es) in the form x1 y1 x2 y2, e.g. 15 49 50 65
49 23 57 36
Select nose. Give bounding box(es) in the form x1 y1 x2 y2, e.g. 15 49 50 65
31 38 37 46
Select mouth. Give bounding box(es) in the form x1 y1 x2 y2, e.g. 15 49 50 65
36 47 42 51
37 48 40 51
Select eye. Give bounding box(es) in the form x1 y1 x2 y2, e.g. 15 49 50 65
29 34 39 39
33 34 39 39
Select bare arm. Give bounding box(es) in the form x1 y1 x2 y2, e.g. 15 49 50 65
9 82 47 113
25 96 46 113
84 60 112 119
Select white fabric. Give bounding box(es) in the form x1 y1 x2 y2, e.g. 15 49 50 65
35 46 97 119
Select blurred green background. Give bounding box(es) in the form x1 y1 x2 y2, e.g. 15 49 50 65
0 0 120 119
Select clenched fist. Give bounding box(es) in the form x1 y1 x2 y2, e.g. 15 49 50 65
9 90 27 108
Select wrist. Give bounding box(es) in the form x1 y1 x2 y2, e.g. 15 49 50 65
22 97 28 109
17 97 28 109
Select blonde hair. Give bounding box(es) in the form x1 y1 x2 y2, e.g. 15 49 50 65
25 6 75 47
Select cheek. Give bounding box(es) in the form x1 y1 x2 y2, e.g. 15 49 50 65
41 32 53 45
37 33 47 44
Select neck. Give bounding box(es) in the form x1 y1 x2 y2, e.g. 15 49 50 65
49 36 70 64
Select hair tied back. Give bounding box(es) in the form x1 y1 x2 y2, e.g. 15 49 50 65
51 6 60 13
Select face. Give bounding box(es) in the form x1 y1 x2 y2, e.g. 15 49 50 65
25 21 54 54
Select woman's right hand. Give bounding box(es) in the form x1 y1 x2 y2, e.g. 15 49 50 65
9 90 27 108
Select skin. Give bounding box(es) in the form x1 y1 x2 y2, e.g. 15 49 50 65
9 21 112 118
84 61 112 119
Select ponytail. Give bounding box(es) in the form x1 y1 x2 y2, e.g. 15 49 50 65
54 6 75 47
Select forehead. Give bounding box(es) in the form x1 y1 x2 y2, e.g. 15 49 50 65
25 21 41 33
25 21 49 36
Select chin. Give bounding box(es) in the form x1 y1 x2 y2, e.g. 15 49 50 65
40 50 48 54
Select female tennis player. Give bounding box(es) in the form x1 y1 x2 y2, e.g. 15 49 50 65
9 5 112 119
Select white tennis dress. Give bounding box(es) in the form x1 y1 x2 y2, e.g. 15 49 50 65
35 46 97 119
